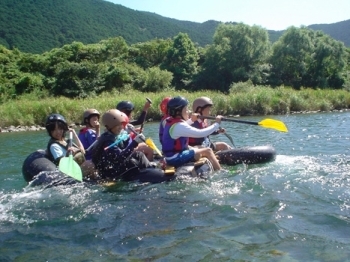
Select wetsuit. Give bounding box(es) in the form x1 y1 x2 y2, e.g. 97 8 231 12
91 130 150 179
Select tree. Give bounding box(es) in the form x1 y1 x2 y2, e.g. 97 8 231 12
269 27 348 89
198 23 271 92
142 67 173 92
307 31 347 88
161 33 199 89
129 38 172 69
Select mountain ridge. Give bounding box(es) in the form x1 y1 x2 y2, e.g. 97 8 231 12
0 0 348 54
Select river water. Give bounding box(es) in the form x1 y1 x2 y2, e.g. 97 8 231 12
0 111 349 261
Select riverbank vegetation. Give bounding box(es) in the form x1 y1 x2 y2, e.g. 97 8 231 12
1 83 350 127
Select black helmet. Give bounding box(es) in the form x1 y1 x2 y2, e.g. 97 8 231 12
45 113 68 136
46 113 67 127
116 101 134 111
167 96 189 117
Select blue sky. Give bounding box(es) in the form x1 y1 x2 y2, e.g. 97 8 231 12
106 0 350 30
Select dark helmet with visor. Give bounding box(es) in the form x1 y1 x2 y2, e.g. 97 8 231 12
167 96 189 117
116 101 134 116
45 113 68 136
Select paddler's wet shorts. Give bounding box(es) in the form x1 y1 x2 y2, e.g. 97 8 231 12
165 149 196 167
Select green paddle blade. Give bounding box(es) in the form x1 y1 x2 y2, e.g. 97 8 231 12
58 132 83 181
258 119 288 132
59 155 83 181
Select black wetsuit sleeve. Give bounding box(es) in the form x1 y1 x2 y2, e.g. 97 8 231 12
130 110 147 126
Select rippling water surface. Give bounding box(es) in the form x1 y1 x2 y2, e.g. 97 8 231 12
0 111 349 261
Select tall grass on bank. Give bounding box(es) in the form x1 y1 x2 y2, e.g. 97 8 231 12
1 84 350 127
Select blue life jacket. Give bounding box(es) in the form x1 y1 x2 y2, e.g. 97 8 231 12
162 117 189 158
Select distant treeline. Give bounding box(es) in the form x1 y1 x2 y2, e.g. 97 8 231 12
0 24 349 104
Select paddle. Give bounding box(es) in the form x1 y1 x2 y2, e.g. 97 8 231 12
145 138 163 156
127 124 163 156
58 132 83 181
219 127 235 147
86 140 97 152
140 97 152 133
200 116 288 132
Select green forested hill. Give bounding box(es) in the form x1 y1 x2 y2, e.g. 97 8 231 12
0 0 349 54
308 20 350 48
0 0 220 54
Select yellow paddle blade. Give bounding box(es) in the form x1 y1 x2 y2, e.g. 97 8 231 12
258 119 288 132
145 138 163 156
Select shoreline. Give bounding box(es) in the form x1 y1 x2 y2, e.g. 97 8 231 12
1 109 349 133
0 123 81 133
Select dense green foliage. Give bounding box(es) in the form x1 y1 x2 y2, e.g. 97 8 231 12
269 27 348 89
1 24 349 104
161 33 199 89
197 24 271 91
1 0 349 55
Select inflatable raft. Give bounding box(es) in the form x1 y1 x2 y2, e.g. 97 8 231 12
22 145 276 186
216 145 276 166
22 150 213 186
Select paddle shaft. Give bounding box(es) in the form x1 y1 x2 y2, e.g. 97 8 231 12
127 125 146 142
67 131 73 155
86 140 97 151
200 115 258 126
219 127 235 147
140 97 152 133
200 115 288 132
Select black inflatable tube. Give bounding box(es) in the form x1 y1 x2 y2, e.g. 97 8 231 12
22 150 176 185
22 150 57 182
23 145 275 186
121 167 176 183
216 145 276 166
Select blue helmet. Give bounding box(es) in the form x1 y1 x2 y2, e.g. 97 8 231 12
116 101 134 111
167 96 189 117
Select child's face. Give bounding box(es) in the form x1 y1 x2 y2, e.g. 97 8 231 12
51 122 65 140
201 106 212 116
124 110 132 118
181 106 190 120
89 116 99 128
110 123 123 135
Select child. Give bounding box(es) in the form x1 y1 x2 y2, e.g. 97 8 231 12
116 99 151 127
45 113 85 166
190 97 232 151
91 109 153 180
158 96 171 145
162 96 222 171
116 100 154 160
78 109 100 160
